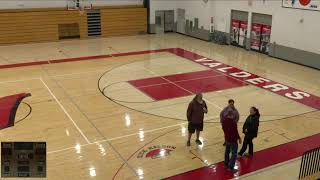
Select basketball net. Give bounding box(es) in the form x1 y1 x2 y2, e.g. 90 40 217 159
78 3 92 15
79 7 85 15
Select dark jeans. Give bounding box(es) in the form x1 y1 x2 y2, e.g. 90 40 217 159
239 135 254 155
224 142 238 169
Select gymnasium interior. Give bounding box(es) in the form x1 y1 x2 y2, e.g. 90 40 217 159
0 0 319 179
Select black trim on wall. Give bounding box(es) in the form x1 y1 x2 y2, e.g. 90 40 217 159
143 0 150 33
269 43 320 70
176 32 210 42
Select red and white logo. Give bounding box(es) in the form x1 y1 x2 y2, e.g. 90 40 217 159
299 0 311 6
137 145 176 159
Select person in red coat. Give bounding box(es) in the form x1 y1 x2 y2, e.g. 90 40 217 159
222 110 242 172
186 93 208 146
220 99 239 146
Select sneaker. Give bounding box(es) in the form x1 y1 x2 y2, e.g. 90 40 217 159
195 139 202 145
187 141 191 146
244 153 253 157
227 168 238 173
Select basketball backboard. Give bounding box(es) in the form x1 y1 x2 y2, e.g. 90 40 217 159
67 0 92 11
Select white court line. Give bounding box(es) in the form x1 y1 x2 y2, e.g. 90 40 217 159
0 78 40 84
49 69 106 79
39 78 91 144
47 122 188 154
131 74 224 89
142 67 223 110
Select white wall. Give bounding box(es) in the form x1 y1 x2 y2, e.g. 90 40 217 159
270 8 320 54
151 0 212 30
92 0 143 7
0 0 143 9
150 0 320 54
150 0 177 24
0 0 66 9
211 0 320 54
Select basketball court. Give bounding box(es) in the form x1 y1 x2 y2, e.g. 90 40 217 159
0 33 319 179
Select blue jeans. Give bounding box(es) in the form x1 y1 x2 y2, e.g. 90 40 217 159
224 142 238 169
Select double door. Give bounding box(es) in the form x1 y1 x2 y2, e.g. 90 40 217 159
155 10 174 33
250 24 271 54
230 11 272 54
230 20 248 47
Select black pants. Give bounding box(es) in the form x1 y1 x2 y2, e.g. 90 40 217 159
239 135 254 155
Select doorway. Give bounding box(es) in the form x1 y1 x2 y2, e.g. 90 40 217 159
155 11 164 34
164 10 174 32
155 10 174 34
177 8 185 34
250 13 272 54
230 10 249 48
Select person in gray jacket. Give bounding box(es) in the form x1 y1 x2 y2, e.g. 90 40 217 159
220 99 240 146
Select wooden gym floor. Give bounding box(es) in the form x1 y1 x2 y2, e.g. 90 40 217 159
0 33 319 179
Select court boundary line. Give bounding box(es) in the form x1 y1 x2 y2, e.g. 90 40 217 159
0 48 171 69
39 78 91 144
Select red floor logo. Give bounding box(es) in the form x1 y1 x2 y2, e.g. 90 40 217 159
299 0 311 6
0 93 31 130
137 145 176 159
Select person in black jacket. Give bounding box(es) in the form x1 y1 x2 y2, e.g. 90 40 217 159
238 107 260 157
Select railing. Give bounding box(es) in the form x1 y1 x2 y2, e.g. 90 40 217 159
299 146 320 179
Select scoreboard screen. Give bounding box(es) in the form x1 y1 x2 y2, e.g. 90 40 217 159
1 142 46 178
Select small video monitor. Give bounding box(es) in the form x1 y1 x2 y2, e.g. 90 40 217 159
1 142 46 178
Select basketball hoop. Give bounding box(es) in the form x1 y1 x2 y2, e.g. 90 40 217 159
81 0 92 12
67 0 78 11
66 0 92 13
